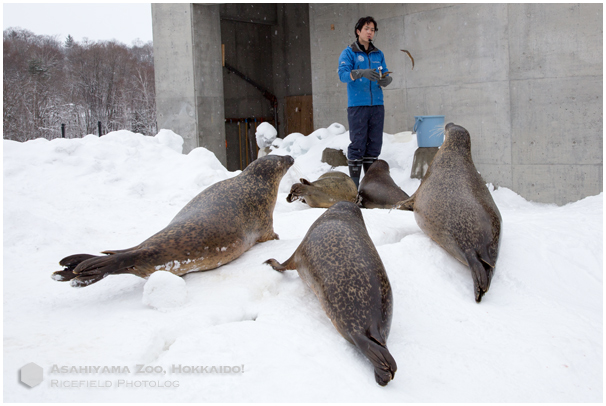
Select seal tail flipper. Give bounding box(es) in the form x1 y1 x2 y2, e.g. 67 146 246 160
351 333 397 386
264 254 296 273
51 254 97 282
465 249 495 303
52 250 146 288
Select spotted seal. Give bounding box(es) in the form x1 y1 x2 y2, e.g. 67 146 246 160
265 201 397 386
286 171 358 208
358 159 410 209
52 154 295 287
396 123 502 302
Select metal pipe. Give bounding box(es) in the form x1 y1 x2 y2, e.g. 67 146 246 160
244 119 249 167
253 118 259 159
238 121 243 170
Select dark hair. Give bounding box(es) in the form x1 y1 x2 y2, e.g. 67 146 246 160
354 16 378 39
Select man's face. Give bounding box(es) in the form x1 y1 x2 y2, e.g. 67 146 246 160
357 22 376 42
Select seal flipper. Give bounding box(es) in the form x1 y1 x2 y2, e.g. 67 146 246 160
52 254 97 281
465 249 494 303
264 254 296 273
350 333 397 386
53 250 148 288
394 195 415 211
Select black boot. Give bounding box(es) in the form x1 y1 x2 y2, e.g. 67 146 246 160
363 157 378 174
348 159 362 188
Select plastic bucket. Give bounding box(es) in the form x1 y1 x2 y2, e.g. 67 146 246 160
414 115 445 147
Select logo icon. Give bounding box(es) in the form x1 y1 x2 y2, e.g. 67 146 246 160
357 55 364 62
20 363 43 388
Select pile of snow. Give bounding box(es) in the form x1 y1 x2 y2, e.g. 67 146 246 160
142 271 188 310
255 122 277 149
3 126 602 402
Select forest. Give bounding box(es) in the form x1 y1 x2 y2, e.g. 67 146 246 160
3 28 156 141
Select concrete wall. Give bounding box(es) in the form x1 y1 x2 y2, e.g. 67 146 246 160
154 3 312 171
192 4 226 165
152 4 226 165
309 3 603 205
152 4 198 151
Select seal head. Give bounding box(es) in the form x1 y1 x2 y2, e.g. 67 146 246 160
286 171 358 208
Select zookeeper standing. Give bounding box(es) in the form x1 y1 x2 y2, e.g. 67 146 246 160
338 16 392 188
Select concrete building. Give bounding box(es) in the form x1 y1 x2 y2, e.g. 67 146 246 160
152 3 312 172
152 3 602 205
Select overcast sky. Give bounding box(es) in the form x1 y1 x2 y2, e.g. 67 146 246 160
3 3 153 45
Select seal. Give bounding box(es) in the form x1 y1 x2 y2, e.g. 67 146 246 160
358 159 410 209
52 154 295 287
286 171 358 208
265 201 397 386
396 123 502 302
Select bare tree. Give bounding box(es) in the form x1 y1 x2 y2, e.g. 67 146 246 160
3 28 157 141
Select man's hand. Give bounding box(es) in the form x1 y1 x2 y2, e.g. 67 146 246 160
378 75 393 87
351 69 380 81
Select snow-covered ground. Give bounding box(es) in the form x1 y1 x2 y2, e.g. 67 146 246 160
3 125 602 402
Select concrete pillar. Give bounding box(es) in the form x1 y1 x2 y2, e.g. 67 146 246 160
152 4 197 151
152 3 226 165
192 4 226 165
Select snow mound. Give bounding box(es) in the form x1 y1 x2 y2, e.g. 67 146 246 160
155 129 184 153
142 271 187 310
327 122 346 135
255 122 278 148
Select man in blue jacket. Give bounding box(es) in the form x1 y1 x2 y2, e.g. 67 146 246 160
338 16 392 188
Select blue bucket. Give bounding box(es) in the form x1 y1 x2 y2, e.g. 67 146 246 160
414 115 445 147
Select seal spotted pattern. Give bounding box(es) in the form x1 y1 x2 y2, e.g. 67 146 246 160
265 201 397 386
396 123 502 302
52 154 295 287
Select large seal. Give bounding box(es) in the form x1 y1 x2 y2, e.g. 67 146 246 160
396 123 502 302
52 154 295 287
265 201 397 386
286 171 358 208
358 159 410 209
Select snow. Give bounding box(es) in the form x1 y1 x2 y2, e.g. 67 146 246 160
3 125 602 402
142 271 188 310
255 121 277 149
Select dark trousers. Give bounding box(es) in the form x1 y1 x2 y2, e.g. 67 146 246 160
347 105 385 160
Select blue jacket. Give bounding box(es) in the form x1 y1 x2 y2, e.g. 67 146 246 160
338 41 388 107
